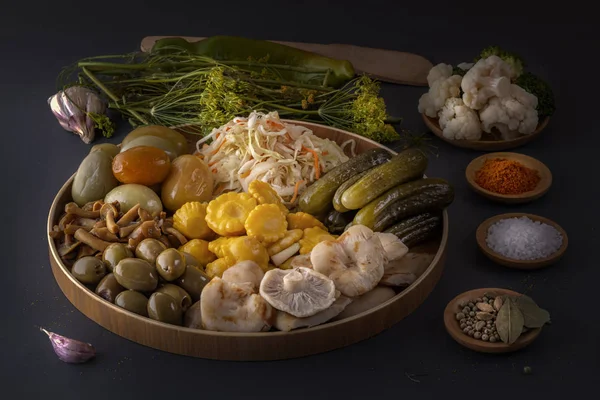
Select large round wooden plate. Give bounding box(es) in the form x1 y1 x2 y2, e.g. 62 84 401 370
422 114 550 152
47 120 449 361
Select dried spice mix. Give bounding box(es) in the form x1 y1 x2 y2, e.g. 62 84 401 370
474 158 540 195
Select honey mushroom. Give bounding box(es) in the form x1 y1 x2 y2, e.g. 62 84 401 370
100 203 120 234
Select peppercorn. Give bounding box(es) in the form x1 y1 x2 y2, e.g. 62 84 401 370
468 302 475 308
481 334 489 341
489 336 497 343
474 332 482 339
469 311 475 317
463 327 469 333
460 323 466 329
482 297 489 302
456 312 465 320
468 330 475 337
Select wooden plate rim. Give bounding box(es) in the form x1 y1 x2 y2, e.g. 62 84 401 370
47 119 450 340
443 287 542 353
475 212 568 269
422 114 550 151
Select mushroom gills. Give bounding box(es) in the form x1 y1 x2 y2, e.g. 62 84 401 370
259 267 337 318
332 286 396 321
274 295 352 331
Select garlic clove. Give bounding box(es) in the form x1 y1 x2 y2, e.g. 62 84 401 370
40 327 96 364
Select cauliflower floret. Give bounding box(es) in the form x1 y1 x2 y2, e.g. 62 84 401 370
461 55 514 110
418 75 463 118
478 84 539 140
427 63 453 86
438 98 482 140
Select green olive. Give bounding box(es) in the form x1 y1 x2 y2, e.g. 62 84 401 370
71 151 119 207
115 290 149 317
90 143 120 158
155 248 187 281
181 252 201 268
121 125 188 157
135 238 167 265
113 258 159 292
184 300 203 329
103 243 134 272
147 292 183 325
156 284 193 312
104 183 163 216
120 136 179 161
95 273 125 303
72 256 107 285
175 265 211 302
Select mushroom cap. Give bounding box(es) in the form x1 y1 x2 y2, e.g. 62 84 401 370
259 267 337 318
200 277 274 332
310 225 385 298
381 252 434 287
221 260 265 290
274 295 352 332
375 232 409 262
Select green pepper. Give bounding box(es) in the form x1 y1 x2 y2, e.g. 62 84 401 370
151 36 355 88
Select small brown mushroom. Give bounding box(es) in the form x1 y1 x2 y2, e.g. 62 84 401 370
64 233 75 247
58 213 77 231
93 220 107 230
116 203 141 227
58 241 82 257
74 228 111 252
76 218 99 231
64 224 89 235
138 208 153 222
76 244 97 259
119 222 142 238
166 234 181 248
90 227 119 242
127 220 161 249
100 203 120 234
164 227 188 246
158 235 172 248
81 201 97 211
65 202 100 219
91 200 105 212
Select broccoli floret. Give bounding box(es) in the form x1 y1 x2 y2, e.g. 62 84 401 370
515 72 556 117
475 45 525 78
452 66 468 77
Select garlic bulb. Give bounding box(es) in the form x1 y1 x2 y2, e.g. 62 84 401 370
48 86 111 144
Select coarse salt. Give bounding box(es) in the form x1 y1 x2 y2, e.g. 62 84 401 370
485 216 563 260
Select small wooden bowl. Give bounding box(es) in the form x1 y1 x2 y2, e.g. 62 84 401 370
465 152 552 204
444 288 542 353
476 213 568 270
422 114 550 151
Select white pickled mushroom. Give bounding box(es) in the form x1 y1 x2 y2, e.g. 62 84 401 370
200 277 274 332
259 267 337 318
221 260 265 290
310 225 385 297
375 232 409 262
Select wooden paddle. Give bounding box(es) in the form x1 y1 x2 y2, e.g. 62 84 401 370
140 36 433 87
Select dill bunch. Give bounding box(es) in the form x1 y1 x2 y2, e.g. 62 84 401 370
57 48 406 143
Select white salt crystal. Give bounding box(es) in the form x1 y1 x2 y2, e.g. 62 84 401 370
485 216 563 261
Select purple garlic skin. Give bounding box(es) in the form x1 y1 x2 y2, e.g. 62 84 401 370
48 86 107 144
41 328 96 364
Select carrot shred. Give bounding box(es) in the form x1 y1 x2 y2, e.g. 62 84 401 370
239 171 251 178
302 146 321 179
210 140 227 155
284 133 292 143
213 183 227 195
322 151 329 156
208 161 218 167
290 180 306 204
211 168 217 173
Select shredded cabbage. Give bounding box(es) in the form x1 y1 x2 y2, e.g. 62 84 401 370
197 111 355 204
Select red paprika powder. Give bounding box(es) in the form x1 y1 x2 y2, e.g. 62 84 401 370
474 158 540 195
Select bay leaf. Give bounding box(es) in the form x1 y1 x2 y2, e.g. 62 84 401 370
514 295 551 328
495 300 524 345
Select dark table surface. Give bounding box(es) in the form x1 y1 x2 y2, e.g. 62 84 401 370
3 1 598 398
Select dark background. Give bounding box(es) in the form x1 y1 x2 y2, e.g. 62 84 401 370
2 1 598 398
